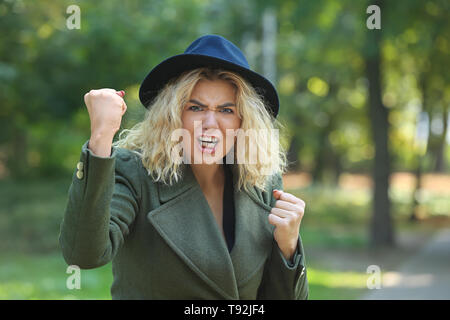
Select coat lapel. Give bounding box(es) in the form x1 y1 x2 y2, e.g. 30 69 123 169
147 163 238 299
146 163 275 299
228 165 275 288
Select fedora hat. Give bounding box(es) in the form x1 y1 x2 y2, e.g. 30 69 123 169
139 34 280 118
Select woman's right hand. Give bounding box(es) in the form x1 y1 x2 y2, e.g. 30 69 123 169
84 88 127 139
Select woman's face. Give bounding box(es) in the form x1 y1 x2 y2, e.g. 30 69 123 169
181 78 241 164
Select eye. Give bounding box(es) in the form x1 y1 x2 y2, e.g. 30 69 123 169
220 108 234 114
188 105 202 112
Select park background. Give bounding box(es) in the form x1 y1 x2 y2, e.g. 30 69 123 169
0 0 449 299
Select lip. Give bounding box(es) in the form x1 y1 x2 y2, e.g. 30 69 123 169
196 136 219 154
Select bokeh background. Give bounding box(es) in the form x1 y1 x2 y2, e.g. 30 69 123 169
0 0 449 299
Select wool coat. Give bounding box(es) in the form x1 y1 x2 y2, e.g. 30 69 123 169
59 140 309 299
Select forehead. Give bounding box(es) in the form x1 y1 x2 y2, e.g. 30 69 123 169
190 79 236 102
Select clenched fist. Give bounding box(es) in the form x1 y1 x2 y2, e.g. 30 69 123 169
268 189 306 262
84 88 128 139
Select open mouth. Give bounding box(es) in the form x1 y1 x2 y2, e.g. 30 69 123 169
197 135 220 154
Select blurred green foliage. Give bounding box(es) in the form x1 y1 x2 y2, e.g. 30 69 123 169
0 0 448 179
1 0 449 300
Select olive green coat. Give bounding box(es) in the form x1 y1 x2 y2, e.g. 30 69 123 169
59 140 309 300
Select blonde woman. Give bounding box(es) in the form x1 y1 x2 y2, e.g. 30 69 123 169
60 35 308 300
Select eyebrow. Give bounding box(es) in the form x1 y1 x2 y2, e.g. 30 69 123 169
188 99 236 108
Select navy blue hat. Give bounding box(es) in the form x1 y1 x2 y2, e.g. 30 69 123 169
139 34 280 118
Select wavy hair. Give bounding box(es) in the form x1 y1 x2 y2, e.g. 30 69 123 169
113 67 287 193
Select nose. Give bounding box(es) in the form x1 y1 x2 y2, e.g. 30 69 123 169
201 109 219 129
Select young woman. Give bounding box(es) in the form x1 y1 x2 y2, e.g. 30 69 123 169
60 34 308 299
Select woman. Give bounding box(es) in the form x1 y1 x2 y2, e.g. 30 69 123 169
60 34 308 299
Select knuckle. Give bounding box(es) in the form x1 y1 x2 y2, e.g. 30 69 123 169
91 91 100 98
288 218 296 227
280 220 289 228
268 214 276 224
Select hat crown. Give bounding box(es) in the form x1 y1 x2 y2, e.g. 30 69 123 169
139 34 279 117
184 34 250 69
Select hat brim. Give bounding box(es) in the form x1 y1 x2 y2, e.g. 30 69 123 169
139 53 279 118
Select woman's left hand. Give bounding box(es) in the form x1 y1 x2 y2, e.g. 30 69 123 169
268 189 306 261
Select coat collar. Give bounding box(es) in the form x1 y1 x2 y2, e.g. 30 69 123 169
147 162 274 299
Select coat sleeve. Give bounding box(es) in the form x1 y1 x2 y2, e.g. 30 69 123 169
257 172 309 300
59 140 141 269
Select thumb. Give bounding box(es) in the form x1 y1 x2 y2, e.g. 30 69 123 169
115 90 127 116
121 100 128 116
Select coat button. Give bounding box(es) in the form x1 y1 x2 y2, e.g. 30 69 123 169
76 170 84 180
76 161 84 170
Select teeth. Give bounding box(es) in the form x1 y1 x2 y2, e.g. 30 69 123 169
201 142 216 148
199 136 218 143
198 136 218 150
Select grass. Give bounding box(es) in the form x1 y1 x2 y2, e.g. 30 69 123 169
308 268 369 300
301 224 367 249
0 250 369 300
0 252 112 300
0 177 72 253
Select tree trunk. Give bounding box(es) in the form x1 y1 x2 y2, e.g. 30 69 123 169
331 148 343 185
411 155 424 221
287 134 301 172
410 75 429 221
364 0 395 248
434 105 448 172
311 128 329 184
8 123 28 179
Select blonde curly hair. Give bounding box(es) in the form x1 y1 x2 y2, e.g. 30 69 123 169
113 67 287 193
